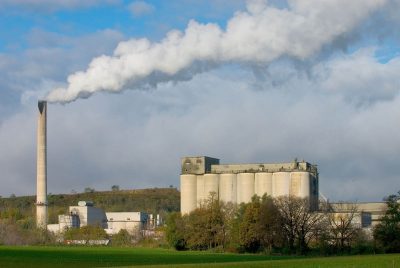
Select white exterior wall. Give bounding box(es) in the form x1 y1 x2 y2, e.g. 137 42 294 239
255 172 273 197
219 173 237 203
196 175 205 207
204 174 219 200
180 174 197 214
47 224 59 233
272 172 291 197
237 173 255 204
290 171 310 198
106 212 147 234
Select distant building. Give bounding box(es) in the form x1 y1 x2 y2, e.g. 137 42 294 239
329 202 387 233
47 201 162 235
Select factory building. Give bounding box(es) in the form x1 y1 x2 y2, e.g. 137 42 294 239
180 156 319 214
47 201 160 235
329 202 387 231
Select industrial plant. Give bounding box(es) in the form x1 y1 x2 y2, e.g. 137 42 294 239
35 101 386 235
180 156 319 214
179 156 386 231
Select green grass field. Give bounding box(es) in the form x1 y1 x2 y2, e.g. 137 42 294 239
0 246 399 268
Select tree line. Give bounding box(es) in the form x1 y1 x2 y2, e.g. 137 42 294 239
166 191 400 255
1 189 400 254
0 188 179 224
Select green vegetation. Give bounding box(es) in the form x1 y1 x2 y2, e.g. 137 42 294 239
0 188 180 224
63 225 108 241
0 246 399 268
167 194 359 255
374 191 400 252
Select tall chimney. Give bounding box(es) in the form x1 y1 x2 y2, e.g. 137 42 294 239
36 100 47 229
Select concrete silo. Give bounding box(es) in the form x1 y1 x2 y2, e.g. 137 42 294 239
219 173 237 203
236 173 255 204
204 173 219 201
180 156 318 213
255 172 273 197
180 156 220 213
180 174 197 214
272 172 291 197
196 175 205 206
290 171 310 198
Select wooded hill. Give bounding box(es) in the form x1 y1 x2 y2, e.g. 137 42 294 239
0 188 180 224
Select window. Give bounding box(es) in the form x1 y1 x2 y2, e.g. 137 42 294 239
362 212 372 227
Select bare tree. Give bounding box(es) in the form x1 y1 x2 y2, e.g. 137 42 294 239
275 196 327 254
327 202 361 252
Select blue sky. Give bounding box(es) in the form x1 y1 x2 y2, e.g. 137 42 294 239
0 0 399 201
0 1 244 51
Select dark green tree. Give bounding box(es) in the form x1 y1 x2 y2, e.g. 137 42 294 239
111 185 120 191
238 195 282 253
239 196 263 252
374 191 400 252
185 192 227 250
165 212 187 250
260 195 283 252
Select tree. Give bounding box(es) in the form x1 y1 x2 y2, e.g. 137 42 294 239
165 212 187 250
84 187 95 193
185 192 227 250
374 191 400 252
259 195 283 252
237 195 282 253
111 185 120 191
275 196 326 254
239 196 263 252
112 229 131 246
327 202 361 253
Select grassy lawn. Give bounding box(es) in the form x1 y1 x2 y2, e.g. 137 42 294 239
0 246 295 267
0 246 399 268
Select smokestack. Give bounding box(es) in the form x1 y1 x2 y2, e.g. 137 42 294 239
36 100 47 229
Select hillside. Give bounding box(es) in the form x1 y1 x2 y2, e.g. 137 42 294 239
0 188 180 224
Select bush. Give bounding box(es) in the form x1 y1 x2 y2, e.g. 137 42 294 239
0 219 55 245
112 229 132 246
63 225 108 241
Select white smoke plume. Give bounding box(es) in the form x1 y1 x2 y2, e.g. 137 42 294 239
46 0 388 103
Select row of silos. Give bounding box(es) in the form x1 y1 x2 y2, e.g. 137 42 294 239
181 171 313 214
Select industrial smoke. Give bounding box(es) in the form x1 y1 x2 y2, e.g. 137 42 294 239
45 0 387 104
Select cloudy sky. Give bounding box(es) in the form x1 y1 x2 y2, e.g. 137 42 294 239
0 0 399 201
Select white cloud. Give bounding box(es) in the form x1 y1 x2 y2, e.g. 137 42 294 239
1 49 400 202
47 0 388 103
1 0 399 204
128 1 155 17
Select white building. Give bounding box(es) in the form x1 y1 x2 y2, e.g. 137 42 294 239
47 201 155 235
180 156 319 214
